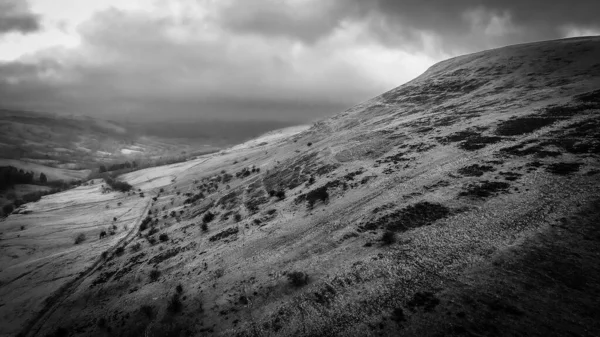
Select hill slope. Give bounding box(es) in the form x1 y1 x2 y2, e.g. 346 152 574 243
2 36 600 337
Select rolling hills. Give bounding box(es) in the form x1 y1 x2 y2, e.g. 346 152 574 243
1 36 600 337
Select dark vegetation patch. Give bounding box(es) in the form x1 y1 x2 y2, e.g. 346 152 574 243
437 129 504 151
148 248 181 266
495 94 600 137
287 271 309 287
209 227 239 242
499 141 561 158
424 180 451 191
498 171 522 181
359 202 451 233
546 162 582 175
217 189 242 210
296 178 350 207
376 152 410 165
496 117 560 136
458 181 511 198
457 164 496 177
91 270 117 287
406 291 440 312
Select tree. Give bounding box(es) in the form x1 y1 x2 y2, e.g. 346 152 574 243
99 165 107 173
39 172 48 184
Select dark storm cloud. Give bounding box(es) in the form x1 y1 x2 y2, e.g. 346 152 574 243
1 0 599 123
357 0 600 53
0 0 40 34
216 0 364 43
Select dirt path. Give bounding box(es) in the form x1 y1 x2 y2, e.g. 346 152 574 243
18 197 153 337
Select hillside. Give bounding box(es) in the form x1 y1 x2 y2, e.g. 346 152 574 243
1 36 600 337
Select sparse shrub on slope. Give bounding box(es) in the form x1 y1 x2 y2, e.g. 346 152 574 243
159 233 169 242
104 177 133 192
287 271 309 287
149 269 161 282
202 211 215 223
381 230 396 245
140 217 152 231
74 233 86 244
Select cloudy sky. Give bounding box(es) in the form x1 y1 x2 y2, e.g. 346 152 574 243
0 0 599 122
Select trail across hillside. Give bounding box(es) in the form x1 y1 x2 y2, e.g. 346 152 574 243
19 197 153 337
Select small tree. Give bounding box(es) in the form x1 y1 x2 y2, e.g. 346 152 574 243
39 172 48 184
159 233 169 242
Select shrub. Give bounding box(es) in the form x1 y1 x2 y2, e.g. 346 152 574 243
130 242 142 252
307 142 313 146
99 230 107 239
234 213 242 222
159 233 169 242
287 271 309 287
202 211 215 223
275 190 286 200
149 269 161 282
101 251 108 259
104 177 133 192
201 223 208 232
167 293 183 314
115 246 125 256
381 230 396 245
176 284 183 294
74 233 86 244
140 217 152 231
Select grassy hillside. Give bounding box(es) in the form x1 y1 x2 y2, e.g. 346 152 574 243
2 36 600 337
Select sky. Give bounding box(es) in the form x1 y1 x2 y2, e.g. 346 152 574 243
0 0 599 123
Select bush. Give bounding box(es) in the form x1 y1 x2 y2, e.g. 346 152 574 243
167 293 183 314
140 217 152 231
202 211 215 223
381 230 396 245
287 271 309 287
130 242 142 252
159 233 169 242
74 233 86 244
307 142 313 146
176 284 183 294
115 246 125 256
234 213 242 222
275 190 286 200
104 177 133 192
201 223 208 232
149 269 161 282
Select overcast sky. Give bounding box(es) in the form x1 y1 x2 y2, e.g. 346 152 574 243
0 0 599 122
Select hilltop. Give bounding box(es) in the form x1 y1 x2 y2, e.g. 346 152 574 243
1 36 600 337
